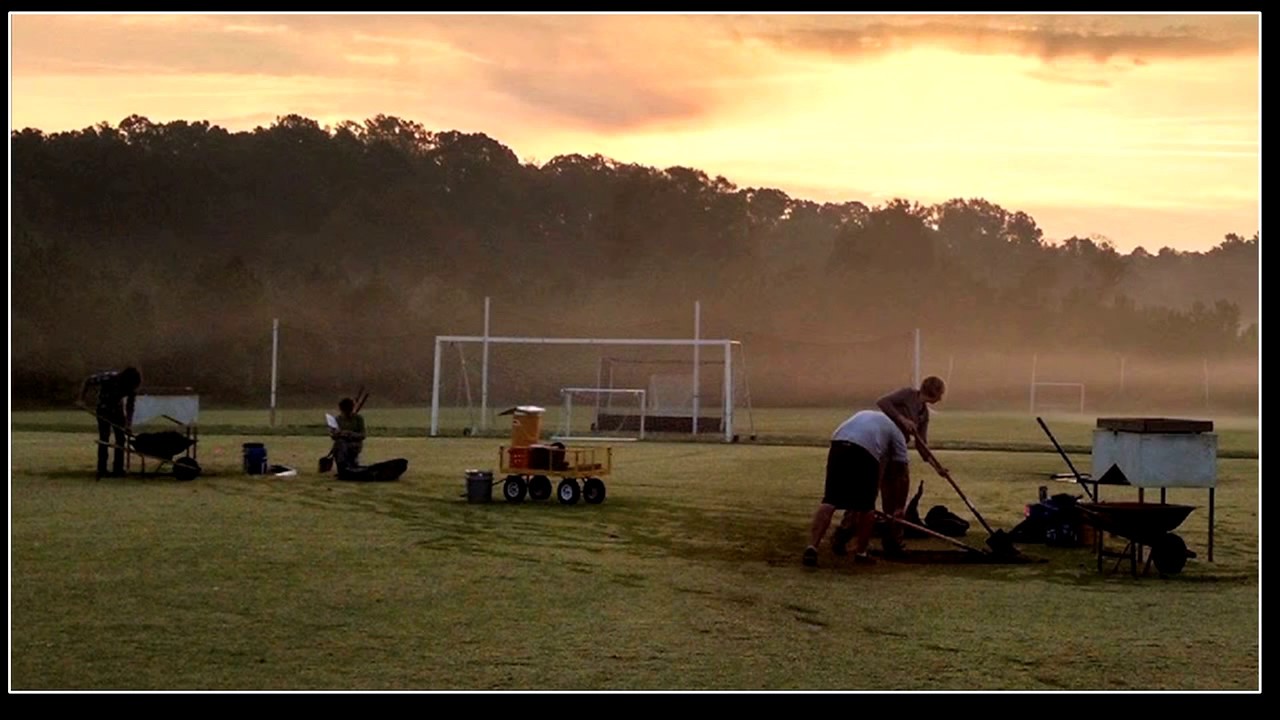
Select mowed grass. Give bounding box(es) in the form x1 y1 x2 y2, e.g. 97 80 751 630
9 415 1259 691
12 407 1260 457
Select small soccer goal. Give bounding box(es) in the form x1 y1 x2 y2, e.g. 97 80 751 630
556 387 647 441
1030 382 1086 415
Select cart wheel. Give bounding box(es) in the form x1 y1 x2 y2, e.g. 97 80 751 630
503 475 527 503
528 475 552 501
583 477 607 505
1152 533 1188 576
557 478 581 505
173 457 201 482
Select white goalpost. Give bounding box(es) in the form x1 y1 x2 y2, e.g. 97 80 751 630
431 335 741 441
429 298 746 442
557 387 647 441
1029 354 1086 414
1030 382 1086 414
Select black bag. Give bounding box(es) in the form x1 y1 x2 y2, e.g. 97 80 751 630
337 458 408 482
925 505 971 537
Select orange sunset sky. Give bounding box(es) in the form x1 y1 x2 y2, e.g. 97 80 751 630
9 12 1261 253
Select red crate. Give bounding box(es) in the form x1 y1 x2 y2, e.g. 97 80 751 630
508 447 529 468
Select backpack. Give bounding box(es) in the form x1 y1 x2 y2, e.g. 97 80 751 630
925 505 971 537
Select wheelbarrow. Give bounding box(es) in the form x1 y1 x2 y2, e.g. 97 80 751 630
1076 501 1197 576
82 407 201 481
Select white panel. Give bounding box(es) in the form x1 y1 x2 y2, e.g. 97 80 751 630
133 395 200 426
1091 430 1217 488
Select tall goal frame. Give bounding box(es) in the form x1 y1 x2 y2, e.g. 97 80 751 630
430 335 742 442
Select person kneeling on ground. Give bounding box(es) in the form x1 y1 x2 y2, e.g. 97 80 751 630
329 397 366 471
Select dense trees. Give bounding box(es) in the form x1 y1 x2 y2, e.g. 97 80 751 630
10 115 1259 407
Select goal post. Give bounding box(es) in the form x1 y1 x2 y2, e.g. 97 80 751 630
1029 353 1086 415
1030 382 1086 415
558 387 646 441
430 335 741 442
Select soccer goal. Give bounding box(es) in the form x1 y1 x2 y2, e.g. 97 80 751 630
430 334 746 442
1030 382 1086 415
557 387 646 441
1028 353 1086 415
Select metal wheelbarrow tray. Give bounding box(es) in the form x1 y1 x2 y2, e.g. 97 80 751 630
1077 501 1197 576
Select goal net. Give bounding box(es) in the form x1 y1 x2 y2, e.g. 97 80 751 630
1030 382 1086 415
557 387 647 440
430 334 747 441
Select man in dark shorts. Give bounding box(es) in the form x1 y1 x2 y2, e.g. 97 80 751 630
803 410 908 567
77 366 143 477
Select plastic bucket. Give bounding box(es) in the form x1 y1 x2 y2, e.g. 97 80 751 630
465 469 494 503
243 443 268 475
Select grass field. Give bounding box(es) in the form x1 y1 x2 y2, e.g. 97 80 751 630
9 409 1260 691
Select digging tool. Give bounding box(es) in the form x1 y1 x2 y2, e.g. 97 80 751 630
916 437 1020 557
1035 416 1096 501
874 511 989 555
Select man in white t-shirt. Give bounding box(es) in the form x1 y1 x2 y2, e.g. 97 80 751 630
802 410 909 567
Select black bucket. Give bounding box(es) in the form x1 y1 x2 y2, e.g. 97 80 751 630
465 469 493 503
243 443 268 475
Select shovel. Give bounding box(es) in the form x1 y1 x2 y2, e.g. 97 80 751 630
875 511 990 555
916 438 1020 558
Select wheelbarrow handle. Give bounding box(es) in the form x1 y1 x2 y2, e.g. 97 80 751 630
77 405 136 438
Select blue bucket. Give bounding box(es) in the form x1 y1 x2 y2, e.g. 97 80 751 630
243 443 268 475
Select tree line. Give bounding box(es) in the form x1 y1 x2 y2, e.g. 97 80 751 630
10 114 1259 408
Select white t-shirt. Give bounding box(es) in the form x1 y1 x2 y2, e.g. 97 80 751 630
831 410 909 464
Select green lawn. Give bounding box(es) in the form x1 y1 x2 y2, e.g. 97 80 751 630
12 406 1259 457
9 411 1260 691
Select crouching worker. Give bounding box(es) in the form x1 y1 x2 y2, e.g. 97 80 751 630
329 397 366 472
803 410 909 567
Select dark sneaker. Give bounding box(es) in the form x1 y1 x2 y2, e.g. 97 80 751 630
831 527 853 556
802 546 819 567
853 552 876 566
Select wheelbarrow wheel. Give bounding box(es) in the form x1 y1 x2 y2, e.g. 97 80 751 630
528 475 552 501
503 476 528 503
583 477 607 505
173 457 201 482
1152 533 1189 576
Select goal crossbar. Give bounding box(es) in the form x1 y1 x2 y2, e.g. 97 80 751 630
559 387 646 441
431 335 740 441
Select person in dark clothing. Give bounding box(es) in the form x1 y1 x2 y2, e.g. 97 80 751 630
78 366 143 476
329 396 367 471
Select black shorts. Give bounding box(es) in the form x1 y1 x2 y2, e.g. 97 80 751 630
822 441 880 512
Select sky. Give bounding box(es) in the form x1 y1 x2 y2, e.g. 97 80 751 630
8 12 1261 253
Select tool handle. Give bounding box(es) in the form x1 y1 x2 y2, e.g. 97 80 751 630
1035 417 1096 502
915 437 997 537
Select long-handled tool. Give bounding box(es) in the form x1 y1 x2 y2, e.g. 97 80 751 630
875 511 989 555
916 438 1020 557
1035 416 1096 501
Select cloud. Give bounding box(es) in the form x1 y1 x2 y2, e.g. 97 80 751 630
756 15 1258 64
1025 67 1114 87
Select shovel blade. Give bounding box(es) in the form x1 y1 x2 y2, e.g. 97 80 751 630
986 529 1020 557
